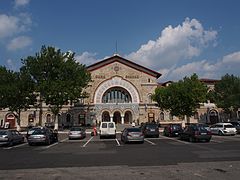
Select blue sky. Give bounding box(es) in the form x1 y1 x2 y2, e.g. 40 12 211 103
0 0 240 81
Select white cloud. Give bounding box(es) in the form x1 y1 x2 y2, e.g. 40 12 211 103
6 59 17 71
0 14 19 39
0 13 32 39
7 36 32 51
162 51 240 81
14 0 30 8
75 52 99 66
127 18 217 70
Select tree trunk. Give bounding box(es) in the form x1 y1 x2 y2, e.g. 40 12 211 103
182 115 186 128
39 94 43 126
16 109 21 131
54 114 58 130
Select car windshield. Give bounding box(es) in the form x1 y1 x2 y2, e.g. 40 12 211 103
127 128 141 132
225 125 234 128
108 123 114 128
194 125 209 131
102 123 107 128
146 124 158 128
70 127 82 131
0 131 7 135
172 125 181 130
31 129 46 135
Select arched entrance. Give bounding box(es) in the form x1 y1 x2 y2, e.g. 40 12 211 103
78 112 86 126
209 109 219 124
113 111 121 124
28 114 35 125
102 111 110 122
5 114 15 128
124 111 132 124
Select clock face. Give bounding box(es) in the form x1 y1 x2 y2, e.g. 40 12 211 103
114 65 119 72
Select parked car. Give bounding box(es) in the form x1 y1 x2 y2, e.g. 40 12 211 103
163 124 183 137
121 127 144 144
141 123 159 138
27 127 57 145
210 123 237 136
179 124 212 142
0 129 24 146
99 122 116 139
229 121 240 134
68 126 86 140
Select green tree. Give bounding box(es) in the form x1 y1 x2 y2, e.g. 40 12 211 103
153 74 208 122
212 74 240 118
0 66 36 130
21 46 91 129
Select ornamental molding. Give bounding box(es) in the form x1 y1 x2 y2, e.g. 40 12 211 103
94 77 140 104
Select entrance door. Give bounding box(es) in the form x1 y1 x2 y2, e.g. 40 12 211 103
5 114 15 128
79 113 86 126
124 111 132 124
209 110 219 124
102 111 110 122
113 111 121 124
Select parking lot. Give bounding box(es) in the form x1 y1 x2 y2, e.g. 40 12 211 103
1 132 240 151
1 132 240 179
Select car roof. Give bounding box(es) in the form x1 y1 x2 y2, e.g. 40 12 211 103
214 123 233 125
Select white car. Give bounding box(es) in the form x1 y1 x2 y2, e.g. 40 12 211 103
210 123 237 136
99 122 116 139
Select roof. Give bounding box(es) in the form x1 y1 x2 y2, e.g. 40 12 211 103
200 78 219 84
87 55 162 79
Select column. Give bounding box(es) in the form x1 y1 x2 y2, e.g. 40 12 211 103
110 115 113 122
121 116 124 124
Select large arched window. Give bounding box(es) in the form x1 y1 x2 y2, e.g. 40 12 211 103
102 87 132 103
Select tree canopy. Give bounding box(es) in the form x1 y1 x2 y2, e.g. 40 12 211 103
153 74 208 119
21 46 91 128
210 74 240 113
0 66 36 129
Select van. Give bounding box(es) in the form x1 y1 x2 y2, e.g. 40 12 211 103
99 122 116 139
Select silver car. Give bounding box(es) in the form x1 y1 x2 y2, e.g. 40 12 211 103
210 123 237 136
68 127 86 140
121 128 144 144
27 127 55 145
0 129 24 146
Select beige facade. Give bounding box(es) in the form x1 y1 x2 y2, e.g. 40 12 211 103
1 55 237 129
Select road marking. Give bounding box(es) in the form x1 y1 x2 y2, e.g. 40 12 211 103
82 136 93 147
210 139 222 143
3 142 27 149
12 142 27 148
3 147 12 150
60 138 68 143
144 139 156 145
160 135 191 144
43 142 59 149
115 138 121 146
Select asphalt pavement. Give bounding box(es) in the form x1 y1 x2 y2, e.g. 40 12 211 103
0 133 240 179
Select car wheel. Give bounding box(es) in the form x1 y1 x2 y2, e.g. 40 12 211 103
156 134 159 138
206 139 211 142
8 140 14 147
189 137 195 142
218 131 223 136
21 137 25 143
28 142 33 146
46 138 51 145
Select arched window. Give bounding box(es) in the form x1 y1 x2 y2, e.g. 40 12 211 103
148 94 152 103
194 112 199 119
46 114 52 123
102 87 132 103
160 112 164 121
